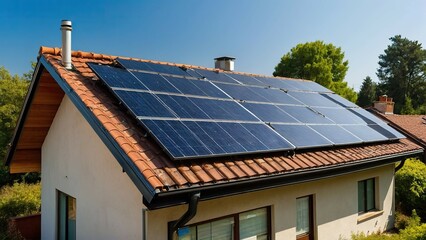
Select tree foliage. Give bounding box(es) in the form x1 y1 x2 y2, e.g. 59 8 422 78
0 65 32 187
377 35 426 114
395 158 426 221
273 40 357 102
0 67 30 159
357 76 377 107
0 183 41 236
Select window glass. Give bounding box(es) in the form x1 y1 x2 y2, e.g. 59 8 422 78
358 178 376 213
58 191 76 240
177 207 269 240
358 181 366 213
296 197 310 235
239 208 268 240
366 179 375 211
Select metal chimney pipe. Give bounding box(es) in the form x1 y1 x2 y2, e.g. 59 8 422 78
61 20 72 69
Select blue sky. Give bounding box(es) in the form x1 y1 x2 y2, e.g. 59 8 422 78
1 1 425 91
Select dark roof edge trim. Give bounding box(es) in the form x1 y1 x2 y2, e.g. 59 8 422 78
147 149 422 209
5 60 44 166
37 56 157 202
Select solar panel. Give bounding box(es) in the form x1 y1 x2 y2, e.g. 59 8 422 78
242 103 298 123
89 59 405 160
193 69 239 84
272 124 332 148
89 63 148 90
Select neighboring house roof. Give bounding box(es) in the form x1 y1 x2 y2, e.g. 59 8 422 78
371 111 426 152
5 47 423 209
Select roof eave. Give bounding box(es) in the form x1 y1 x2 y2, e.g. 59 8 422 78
4 60 44 167
146 148 423 209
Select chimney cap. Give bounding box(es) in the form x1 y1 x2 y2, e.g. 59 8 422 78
214 56 235 61
61 20 72 29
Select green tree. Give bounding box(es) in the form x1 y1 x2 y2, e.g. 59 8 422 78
0 66 31 187
357 76 377 107
377 35 426 113
273 40 357 102
400 97 416 115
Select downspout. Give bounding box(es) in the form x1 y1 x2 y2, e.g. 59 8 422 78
168 192 200 240
395 159 406 172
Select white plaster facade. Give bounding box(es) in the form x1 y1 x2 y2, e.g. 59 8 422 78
41 96 144 240
40 95 396 240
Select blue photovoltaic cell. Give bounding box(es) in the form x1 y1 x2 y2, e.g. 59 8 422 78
272 124 332 148
157 95 210 119
165 76 229 98
142 120 184 158
254 77 301 91
116 58 155 72
88 63 148 90
309 125 362 145
242 103 298 123
342 125 388 143
132 71 180 93
242 123 294 150
349 108 386 124
189 80 229 98
194 98 258 121
226 73 266 86
314 107 367 125
255 88 302 105
114 90 175 118
371 124 405 139
288 91 341 107
215 83 270 102
144 62 191 77
193 69 239 84
193 121 247 154
165 120 212 155
183 121 228 154
301 81 332 92
143 120 210 158
218 123 269 151
162 75 207 96
321 93 358 108
278 106 333 124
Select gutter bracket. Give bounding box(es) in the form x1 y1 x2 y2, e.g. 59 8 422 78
168 192 200 240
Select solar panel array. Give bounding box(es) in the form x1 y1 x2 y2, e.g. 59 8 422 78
88 59 404 160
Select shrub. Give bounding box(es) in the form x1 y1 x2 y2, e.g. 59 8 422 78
395 158 426 221
0 182 41 235
399 224 426 240
395 210 421 231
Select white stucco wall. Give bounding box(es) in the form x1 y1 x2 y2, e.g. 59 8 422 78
148 164 395 240
41 96 144 240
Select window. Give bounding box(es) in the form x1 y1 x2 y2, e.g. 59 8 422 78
176 207 270 240
358 178 375 213
58 191 76 240
296 195 314 240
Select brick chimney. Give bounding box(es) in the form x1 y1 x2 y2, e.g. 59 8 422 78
214 56 235 71
373 95 394 114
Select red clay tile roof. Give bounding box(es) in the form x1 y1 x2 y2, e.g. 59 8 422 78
32 47 424 193
374 112 426 147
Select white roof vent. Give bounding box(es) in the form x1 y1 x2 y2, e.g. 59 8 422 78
214 56 235 71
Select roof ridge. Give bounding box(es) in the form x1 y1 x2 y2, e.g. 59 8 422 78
38 46 315 82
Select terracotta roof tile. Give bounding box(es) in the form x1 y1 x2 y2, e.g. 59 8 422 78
36 47 423 192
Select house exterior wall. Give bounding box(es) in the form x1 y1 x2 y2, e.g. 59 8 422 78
148 164 395 240
41 96 144 240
